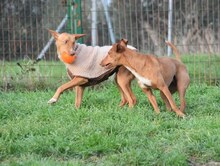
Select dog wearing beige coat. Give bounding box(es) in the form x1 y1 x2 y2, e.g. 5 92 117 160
47 30 137 108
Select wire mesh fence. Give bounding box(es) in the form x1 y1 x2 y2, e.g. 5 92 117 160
0 0 219 90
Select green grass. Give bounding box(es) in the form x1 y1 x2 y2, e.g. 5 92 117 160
0 54 220 165
0 54 220 91
0 83 220 165
0 60 67 91
182 54 220 85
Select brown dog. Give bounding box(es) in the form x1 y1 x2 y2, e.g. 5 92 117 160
100 39 190 117
47 30 136 108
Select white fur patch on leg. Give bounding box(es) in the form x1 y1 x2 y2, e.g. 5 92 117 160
47 98 57 104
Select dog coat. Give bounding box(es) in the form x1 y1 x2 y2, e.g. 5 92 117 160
62 43 112 78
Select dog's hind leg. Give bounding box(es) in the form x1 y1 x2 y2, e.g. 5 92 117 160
159 85 185 117
178 87 187 113
115 76 127 106
177 73 190 113
75 86 85 109
127 81 136 105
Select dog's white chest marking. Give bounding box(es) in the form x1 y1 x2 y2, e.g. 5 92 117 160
125 66 152 87
58 52 61 59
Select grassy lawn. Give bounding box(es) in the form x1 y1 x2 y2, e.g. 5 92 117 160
0 54 220 165
0 82 220 165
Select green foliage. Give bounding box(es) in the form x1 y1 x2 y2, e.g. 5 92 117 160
0 83 220 165
0 60 68 91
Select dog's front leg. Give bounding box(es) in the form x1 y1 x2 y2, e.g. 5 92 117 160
48 77 88 104
142 87 160 114
160 91 172 111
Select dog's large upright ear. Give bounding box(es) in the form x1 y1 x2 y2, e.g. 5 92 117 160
48 29 59 40
74 34 86 40
116 43 125 53
120 38 128 46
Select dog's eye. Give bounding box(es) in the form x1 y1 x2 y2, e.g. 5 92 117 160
64 40 68 44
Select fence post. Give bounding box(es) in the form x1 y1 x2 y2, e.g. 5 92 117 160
74 0 83 43
67 0 73 33
101 0 115 44
91 0 97 46
167 0 173 56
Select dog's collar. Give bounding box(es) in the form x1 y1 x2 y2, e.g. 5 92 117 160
73 43 82 55
74 44 79 51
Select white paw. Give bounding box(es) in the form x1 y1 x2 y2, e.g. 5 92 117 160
47 98 57 104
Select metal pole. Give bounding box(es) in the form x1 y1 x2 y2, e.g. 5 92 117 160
67 0 73 33
101 0 115 44
74 0 83 43
167 0 173 56
91 0 97 46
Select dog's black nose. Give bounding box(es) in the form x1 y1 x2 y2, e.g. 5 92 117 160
70 50 76 56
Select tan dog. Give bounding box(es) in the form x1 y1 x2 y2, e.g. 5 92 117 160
100 39 190 117
47 30 136 108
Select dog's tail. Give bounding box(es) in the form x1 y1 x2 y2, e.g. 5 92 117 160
165 41 181 61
